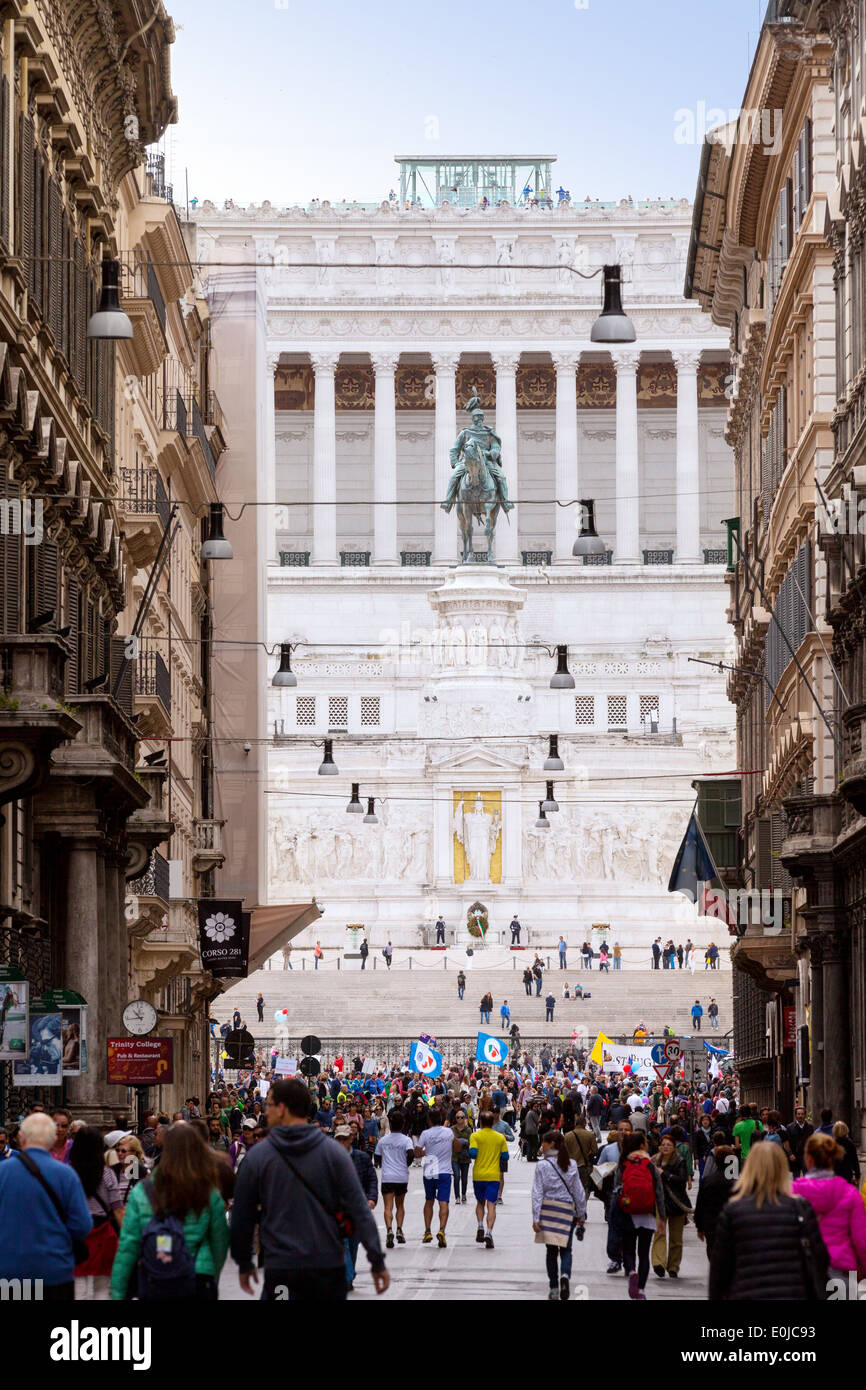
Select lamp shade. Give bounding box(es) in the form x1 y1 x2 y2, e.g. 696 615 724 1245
550 644 575 689
346 782 363 813
200 503 233 560
272 642 297 687
541 780 559 813
363 797 378 824
87 258 133 340
590 264 636 343
318 738 338 776
573 498 607 556
543 734 564 772
534 802 550 830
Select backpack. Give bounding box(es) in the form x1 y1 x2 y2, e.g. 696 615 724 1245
136 1179 197 1301
618 1153 656 1216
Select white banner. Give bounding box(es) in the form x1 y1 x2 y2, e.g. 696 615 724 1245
601 1044 654 1072
274 1057 298 1076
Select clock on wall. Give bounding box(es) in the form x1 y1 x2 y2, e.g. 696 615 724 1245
122 999 158 1036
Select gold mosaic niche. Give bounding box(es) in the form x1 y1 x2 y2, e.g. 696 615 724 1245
274 361 730 411
453 789 503 886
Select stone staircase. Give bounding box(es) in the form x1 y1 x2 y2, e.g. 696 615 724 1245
214 953 731 1045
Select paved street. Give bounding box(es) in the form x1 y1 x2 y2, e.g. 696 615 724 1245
219 1148 708 1302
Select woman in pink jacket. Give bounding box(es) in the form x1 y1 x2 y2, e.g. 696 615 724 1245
793 1133 866 1281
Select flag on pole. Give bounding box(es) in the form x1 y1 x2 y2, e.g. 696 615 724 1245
475 1032 508 1066
668 811 738 930
590 1031 613 1066
408 1039 443 1078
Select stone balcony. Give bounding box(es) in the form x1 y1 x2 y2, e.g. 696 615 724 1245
838 702 866 816
192 817 226 874
126 766 174 880
48 695 148 816
778 792 841 877
0 634 81 805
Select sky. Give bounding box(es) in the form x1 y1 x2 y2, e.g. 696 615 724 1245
161 0 766 208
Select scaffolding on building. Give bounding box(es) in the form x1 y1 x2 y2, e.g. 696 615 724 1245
395 155 557 208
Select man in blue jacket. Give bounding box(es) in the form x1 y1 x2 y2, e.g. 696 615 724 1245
0 1112 92 1299
691 1000 704 1032
231 1078 389 1301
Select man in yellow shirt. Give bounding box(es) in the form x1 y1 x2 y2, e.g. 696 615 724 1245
469 1111 508 1249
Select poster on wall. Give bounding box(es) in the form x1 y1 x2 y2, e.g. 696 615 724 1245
0 968 29 1061
13 1013 63 1086
30 991 88 1076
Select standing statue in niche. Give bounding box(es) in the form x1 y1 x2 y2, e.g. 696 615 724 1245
453 794 501 883
441 388 513 564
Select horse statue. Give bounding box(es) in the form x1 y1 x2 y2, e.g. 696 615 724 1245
455 436 504 564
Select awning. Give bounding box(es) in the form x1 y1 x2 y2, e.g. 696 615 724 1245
244 902 322 974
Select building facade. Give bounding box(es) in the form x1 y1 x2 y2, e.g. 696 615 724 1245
686 0 866 1141
0 1 225 1121
190 167 737 962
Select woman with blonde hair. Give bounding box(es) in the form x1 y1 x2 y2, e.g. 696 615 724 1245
709 1140 829 1300
793 1133 866 1282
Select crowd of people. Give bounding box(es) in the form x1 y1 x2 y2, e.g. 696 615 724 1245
2 1038 864 1304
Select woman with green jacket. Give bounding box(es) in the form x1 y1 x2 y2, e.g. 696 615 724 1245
110 1123 229 1300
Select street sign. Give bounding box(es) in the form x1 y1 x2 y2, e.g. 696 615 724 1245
650 1043 667 1066
652 1062 671 1083
107 1037 173 1086
663 1039 681 1062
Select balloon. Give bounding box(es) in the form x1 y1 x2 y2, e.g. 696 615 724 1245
273 1008 289 1022
221 1051 228 1060
622 1064 631 1075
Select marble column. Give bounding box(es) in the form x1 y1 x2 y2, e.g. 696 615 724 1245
553 353 580 562
492 353 519 564
673 351 702 563
808 937 824 1109
433 352 459 564
65 837 111 1122
821 932 850 1119
613 350 640 564
311 352 339 564
265 352 280 564
372 352 399 564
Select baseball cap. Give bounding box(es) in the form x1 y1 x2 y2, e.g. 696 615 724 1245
334 1125 353 1138
104 1129 132 1148
242 1118 257 1130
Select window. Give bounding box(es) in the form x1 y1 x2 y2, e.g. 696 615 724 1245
295 696 316 727
360 696 380 727
328 696 348 729
639 695 660 723
574 695 595 726
607 695 627 728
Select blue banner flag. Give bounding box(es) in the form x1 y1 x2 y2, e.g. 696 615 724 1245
668 811 721 900
408 1039 443 1078
475 1032 508 1066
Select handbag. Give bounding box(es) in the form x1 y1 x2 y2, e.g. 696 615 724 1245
536 1162 579 1247
792 1196 828 1301
75 1193 120 1276
274 1145 354 1238
18 1151 90 1264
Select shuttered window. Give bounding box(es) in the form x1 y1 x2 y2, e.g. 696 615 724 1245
764 540 811 706
0 460 23 634
64 577 80 695
26 540 58 629
761 387 788 516
0 76 10 250
17 113 34 295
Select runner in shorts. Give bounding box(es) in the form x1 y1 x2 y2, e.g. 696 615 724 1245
469 1110 509 1249
413 1105 454 1248
374 1109 415 1249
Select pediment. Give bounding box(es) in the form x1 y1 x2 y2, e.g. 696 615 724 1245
430 743 527 775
